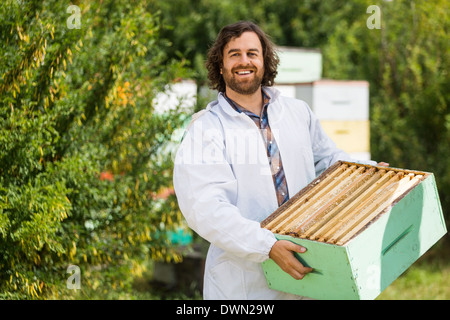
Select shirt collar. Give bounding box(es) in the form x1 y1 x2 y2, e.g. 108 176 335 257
223 88 271 117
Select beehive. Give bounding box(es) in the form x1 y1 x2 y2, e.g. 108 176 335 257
275 47 322 84
276 80 372 160
295 80 369 121
261 161 447 300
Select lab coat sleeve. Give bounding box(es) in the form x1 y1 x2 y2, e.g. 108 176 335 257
306 104 376 176
173 116 277 263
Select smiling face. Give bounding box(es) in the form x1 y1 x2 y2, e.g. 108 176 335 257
221 31 265 96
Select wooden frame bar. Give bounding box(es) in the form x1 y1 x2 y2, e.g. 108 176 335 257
263 162 428 245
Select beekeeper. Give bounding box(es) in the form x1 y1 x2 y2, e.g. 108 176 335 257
173 21 386 300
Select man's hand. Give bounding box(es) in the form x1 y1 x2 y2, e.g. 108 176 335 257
269 240 313 280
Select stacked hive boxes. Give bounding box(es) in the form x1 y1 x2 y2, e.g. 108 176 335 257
296 80 370 160
275 47 371 160
261 161 447 300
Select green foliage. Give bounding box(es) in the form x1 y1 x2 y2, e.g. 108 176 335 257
150 0 370 84
0 0 190 299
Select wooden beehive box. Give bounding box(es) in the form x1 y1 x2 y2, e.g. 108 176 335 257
295 80 369 121
261 161 447 300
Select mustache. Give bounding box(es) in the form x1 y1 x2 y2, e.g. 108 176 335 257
231 65 257 73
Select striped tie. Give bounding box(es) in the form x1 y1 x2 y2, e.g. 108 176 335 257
260 106 289 206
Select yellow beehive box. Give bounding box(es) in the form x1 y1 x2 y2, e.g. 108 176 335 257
320 120 370 154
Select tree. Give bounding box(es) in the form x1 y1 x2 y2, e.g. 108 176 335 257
0 0 189 299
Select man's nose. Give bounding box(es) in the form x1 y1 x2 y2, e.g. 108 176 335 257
238 53 251 65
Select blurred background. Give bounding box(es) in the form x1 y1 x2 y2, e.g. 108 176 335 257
0 0 448 300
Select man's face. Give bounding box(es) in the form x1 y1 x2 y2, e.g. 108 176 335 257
222 31 264 96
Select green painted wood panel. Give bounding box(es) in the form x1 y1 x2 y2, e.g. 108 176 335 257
262 234 358 300
275 47 322 84
347 174 447 300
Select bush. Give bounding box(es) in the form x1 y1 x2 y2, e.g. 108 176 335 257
0 0 190 299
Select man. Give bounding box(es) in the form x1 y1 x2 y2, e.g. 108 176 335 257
173 21 387 299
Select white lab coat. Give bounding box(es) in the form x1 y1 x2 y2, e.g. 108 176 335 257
173 87 375 299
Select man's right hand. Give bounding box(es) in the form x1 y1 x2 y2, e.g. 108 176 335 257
269 240 313 280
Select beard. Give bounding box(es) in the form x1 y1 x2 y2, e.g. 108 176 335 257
222 65 264 95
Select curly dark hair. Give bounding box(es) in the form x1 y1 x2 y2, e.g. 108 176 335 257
206 21 280 93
